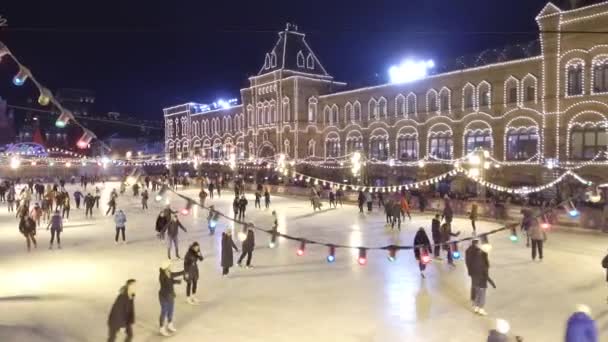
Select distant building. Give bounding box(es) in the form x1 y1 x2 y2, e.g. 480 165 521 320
17 115 68 149
0 96 16 146
56 88 96 116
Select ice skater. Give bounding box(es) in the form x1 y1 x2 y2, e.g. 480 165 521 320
61 193 71 220
106 189 118 216
328 190 336 208
141 189 149 210
237 228 255 268
158 260 184 337
238 195 248 221
30 203 42 228
221 230 239 276
19 213 37 251
184 242 203 304
84 193 95 218
264 189 271 209
198 188 207 207
114 209 127 244
431 214 442 258
107 279 136 342
357 190 365 213
73 189 82 209
161 215 188 259
469 203 478 234
528 216 546 261
232 196 239 219
207 206 219 235
413 227 432 278
465 238 490 316
254 190 261 208
47 209 63 249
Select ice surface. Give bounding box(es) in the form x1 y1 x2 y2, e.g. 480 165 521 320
0 182 607 341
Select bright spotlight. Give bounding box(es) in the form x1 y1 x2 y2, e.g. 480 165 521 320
388 59 435 84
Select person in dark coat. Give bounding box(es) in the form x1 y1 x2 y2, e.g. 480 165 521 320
465 239 490 316
84 193 95 218
238 195 248 220
158 260 184 337
183 242 203 304
431 214 442 258
155 211 169 240
254 190 261 208
161 215 187 259
237 228 255 268
208 182 214 199
442 200 454 225
232 196 239 219
264 189 271 209
221 230 239 276
19 214 37 251
107 279 136 342
357 190 365 213
413 227 432 278
47 209 63 249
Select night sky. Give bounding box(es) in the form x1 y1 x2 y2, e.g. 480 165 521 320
0 0 559 121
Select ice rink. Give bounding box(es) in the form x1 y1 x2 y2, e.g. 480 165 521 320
0 182 607 341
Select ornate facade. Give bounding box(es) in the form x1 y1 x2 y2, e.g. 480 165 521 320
164 2 608 185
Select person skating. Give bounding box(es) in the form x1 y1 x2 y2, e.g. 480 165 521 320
6 186 15 212
418 193 427 213
413 227 432 278
132 183 140 197
207 206 219 235
400 196 412 220
329 190 336 208
254 190 261 208
183 242 203 305
107 279 136 342
120 182 126 195
30 203 42 228
145 176 150 189
365 190 373 212
208 182 214 199
238 195 248 221
161 215 187 259
357 190 365 213
84 193 95 218
232 196 239 219
442 199 454 225
528 216 546 261
47 209 63 249
221 230 239 276
106 189 118 216
565 304 598 342
237 228 255 268
155 211 169 240
19 214 37 251
73 190 83 209
198 189 207 207
377 191 384 208
62 193 71 220
114 210 127 244
440 223 460 266
469 203 478 234
95 187 101 209
520 207 533 247
336 188 344 207
431 214 442 259
158 260 184 337
465 238 490 316
141 190 149 210
264 189 271 209
465 239 480 309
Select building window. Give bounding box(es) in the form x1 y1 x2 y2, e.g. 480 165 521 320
525 86 535 102
308 98 317 122
463 86 474 109
283 97 290 122
397 136 418 161
570 123 607 160
370 138 388 160
326 139 340 158
297 51 305 67
480 90 490 107
465 130 492 154
508 87 518 104
567 63 584 96
353 101 361 122
593 59 608 93
345 103 354 123
346 137 363 154
429 134 452 159
440 92 449 112
407 95 416 116
306 54 314 69
428 91 438 112
506 127 538 160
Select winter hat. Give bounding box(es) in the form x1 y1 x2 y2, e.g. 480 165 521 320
576 304 591 315
496 319 510 334
160 259 172 270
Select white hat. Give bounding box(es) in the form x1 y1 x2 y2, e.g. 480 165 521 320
576 304 591 315
496 318 510 334
160 259 171 270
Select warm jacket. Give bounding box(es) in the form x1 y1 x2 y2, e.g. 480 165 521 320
238 198 248 209
400 197 410 212
439 223 457 244
114 211 127 228
431 218 441 242
155 215 168 233
221 233 239 268
84 195 95 207
442 205 453 222
158 269 184 300
162 219 187 238
107 287 135 329
565 311 598 342
19 217 36 235
413 229 431 260
470 203 478 220
528 218 546 241
242 230 255 252
465 245 490 288
49 213 62 231
184 247 203 280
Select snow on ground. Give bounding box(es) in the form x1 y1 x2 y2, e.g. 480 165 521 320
0 182 607 341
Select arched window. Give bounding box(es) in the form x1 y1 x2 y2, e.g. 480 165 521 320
346 131 363 154
439 88 450 113
477 81 491 109
462 84 475 110
353 101 362 122
308 98 318 122
566 60 584 96
269 100 276 123
264 54 270 70
345 102 354 123
181 117 188 136
174 118 179 136
247 105 254 127
308 139 316 156
504 77 519 105
212 139 223 159
325 133 340 158
570 122 607 160
397 134 418 161
593 57 608 94
297 51 305 68
522 74 538 103
323 106 332 125
331 105 339 125
283 139 290 157
270 51 277 67
378 97 387 118
506 127 538 160
167 120 173 138
306 54 314 69
282 97 290 122
257 104 263 126
395 94 406 117
368 98 379 121
427 89 438 113
428 125 453 159
406 93 416 116
465 129 492 154
369 129 389 160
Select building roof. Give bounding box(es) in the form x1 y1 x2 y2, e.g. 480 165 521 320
257 23 330 78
